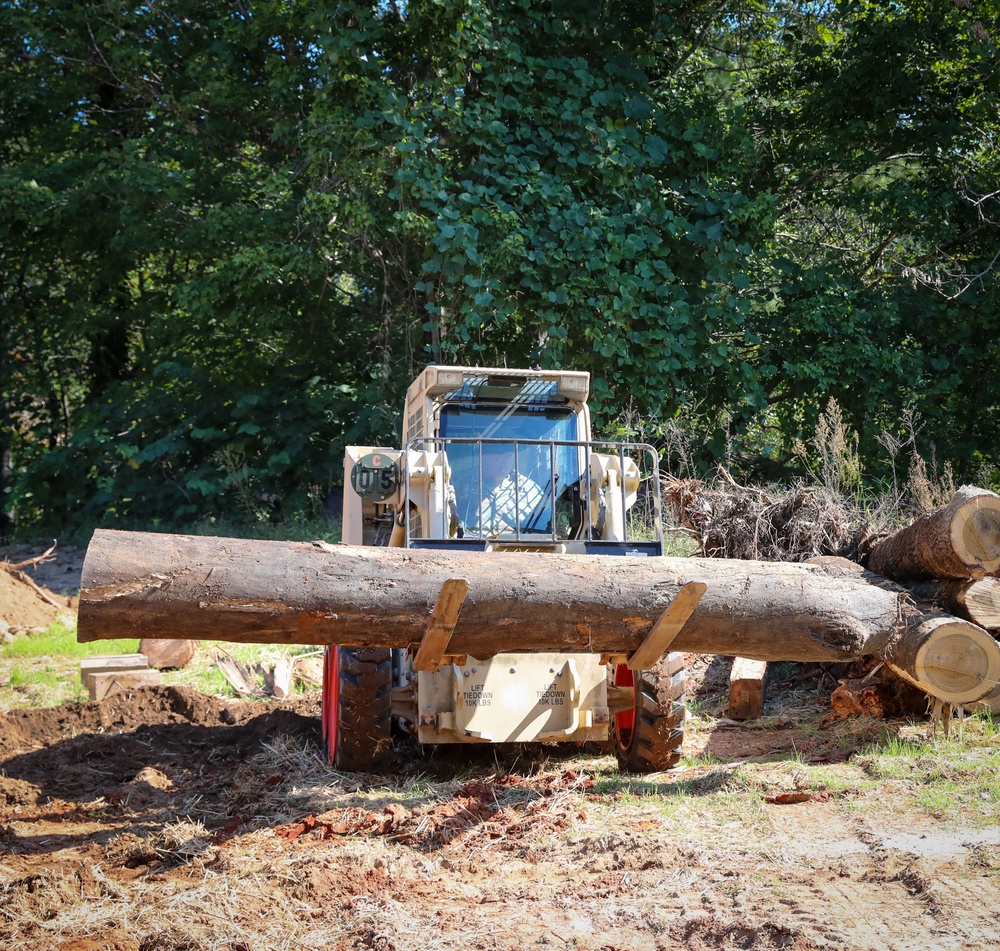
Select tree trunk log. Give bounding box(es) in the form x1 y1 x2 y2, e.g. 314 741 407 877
905 578 1000 631
139 638 198 670
867 486 1000 582
77 530 1000 703
887 616 1000 705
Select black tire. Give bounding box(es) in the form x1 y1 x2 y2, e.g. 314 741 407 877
612 652 686 773
322 646 393 771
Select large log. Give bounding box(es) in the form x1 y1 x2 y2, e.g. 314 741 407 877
885 615 1000 705
78 530 1000 703
905 578 1000 631
868 486 1000 582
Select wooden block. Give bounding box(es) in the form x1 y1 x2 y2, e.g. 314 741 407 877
81 654 149 696
80 653 148 674
728 657 769 720
86 669 161 701
627 582 707 670
413 579 469 671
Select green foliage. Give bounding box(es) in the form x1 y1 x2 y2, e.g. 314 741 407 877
340 1 770 423
737 0 1000 474
15 361 354 532
1 0 999 536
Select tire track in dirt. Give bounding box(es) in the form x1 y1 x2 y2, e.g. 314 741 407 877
764 805 1000 951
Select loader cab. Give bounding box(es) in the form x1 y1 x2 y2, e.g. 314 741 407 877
435 401 585 540
396 366 662 555
403 368 591 547
341 365 662 552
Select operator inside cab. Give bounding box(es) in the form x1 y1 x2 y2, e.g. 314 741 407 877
475 442 544 534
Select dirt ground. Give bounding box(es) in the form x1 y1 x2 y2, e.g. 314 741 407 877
0 544 81 636
0 542 87 597
3 551 1000 949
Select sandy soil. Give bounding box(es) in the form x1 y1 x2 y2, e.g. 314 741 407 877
0 543 83 636
2 553 1000 949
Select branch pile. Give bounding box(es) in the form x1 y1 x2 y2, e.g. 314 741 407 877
664 476 1000 714
662 472 875 563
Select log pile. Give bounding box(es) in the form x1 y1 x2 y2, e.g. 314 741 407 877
867 486 1000 581
863 486 1000 710
663 476 1000 712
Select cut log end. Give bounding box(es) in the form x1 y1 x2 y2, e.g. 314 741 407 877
889 617 1000 705
952 496 1000 575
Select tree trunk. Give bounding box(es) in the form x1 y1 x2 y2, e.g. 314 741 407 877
77 529 1000 703
139 638 198 670
887 615 1000 705
867 486 1000 582
905 578 1000 631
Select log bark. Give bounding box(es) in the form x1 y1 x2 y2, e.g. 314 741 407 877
868 486 1000 582
905 578 1000 631
78 529 1000 703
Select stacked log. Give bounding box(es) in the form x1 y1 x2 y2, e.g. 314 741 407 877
904 579 1000 631
868 486 1000 581
863 487 1000 709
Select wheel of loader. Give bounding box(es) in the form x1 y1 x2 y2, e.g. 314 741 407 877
322 646 393 771
612 652 686 773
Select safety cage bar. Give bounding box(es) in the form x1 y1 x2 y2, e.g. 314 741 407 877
403 436 663 554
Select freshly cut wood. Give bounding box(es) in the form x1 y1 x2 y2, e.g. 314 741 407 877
87 669 161 701
215 652 259 696
887 616 1000 705
728 658 768 720
293 654 324 688
905 578 1000 631
77 529 1000 703
80 653 150 698
829 671 927 719
868 486 1000 582
80 653 148 675
264 657 292 700
140 638 198 669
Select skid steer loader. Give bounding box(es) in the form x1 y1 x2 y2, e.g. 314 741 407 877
328 365 688 773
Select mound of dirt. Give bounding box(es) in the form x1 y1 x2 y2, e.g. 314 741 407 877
0 685 322 811
0 562 74 635
0 543 86 596
0 684 319 760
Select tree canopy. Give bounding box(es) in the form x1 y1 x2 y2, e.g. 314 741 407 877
2 0 998 537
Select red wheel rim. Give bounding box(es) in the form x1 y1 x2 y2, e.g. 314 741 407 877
613 663 637 749
321 646 340 763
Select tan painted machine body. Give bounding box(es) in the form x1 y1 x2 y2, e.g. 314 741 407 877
342 365 660 747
